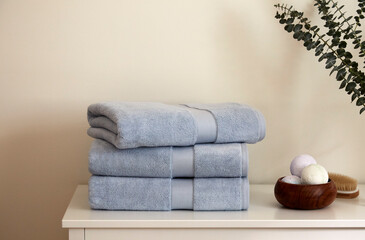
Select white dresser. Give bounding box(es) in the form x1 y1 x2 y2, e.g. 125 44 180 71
62 184 365 240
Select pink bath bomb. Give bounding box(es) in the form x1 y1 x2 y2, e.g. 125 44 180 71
290 154 317 177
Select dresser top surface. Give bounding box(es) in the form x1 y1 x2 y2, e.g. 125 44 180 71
62 184 365 229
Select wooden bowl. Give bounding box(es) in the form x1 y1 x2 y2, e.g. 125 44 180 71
274 177 337 210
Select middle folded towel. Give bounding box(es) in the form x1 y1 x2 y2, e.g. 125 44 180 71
89 139 249 178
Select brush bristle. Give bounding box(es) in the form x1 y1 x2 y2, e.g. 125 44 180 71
329 172 358 191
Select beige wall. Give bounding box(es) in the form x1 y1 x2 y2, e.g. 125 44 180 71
0 0 364 239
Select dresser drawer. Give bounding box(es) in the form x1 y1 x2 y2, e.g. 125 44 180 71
84 228 365 240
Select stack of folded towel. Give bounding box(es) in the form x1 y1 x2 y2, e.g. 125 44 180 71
87 102 265 211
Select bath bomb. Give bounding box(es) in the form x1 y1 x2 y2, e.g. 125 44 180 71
281 175 301 184
301 164 329 185
290 154 317 177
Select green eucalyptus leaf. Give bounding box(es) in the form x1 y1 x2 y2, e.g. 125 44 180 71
318 53 326 62
344 58 351 65
315 44 324 52
339 41 347 48
327 29 335 36
286 18 294 24
346 82 356 92
334 31 341 38
293 31 300 39
284 24 294 32
356 97 365 106
336 68 346 80
326 59 336 69
351 93 358 102
330 66 338 76
347 74 352 81
304 32 312 41
294 24 303 32
340 80 347 89
345 52 353 58
336 48 345 56
331 38 340 46
351 62 359 68
300 17 308 23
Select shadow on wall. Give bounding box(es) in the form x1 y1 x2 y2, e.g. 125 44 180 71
0 114 91 240
212 2 365 183
214 5 310 182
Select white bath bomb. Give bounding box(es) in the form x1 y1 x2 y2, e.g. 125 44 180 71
290 154 317 177
282 175 301 184
301 164 329 185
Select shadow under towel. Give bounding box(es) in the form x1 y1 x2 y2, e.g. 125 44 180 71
87 102 265 149
89 139 249 178
88 176 249 211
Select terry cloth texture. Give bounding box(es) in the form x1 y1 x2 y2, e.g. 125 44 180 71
89 139 249 178
87 102 265 149
89 176 249 211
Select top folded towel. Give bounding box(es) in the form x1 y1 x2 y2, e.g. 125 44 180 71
87 102 265 149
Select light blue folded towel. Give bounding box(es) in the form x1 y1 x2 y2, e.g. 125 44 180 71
87 102 265 149
89 176 249 211
89 139 249 178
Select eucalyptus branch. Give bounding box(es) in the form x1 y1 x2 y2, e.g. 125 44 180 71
275 3 365 113
317 0 365 62
313 0 365 104
354 0 365 30
276 5 351 78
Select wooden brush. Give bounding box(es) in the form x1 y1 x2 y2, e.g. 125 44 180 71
328 172 359 199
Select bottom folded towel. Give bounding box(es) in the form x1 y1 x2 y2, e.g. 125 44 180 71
89 176 249 211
